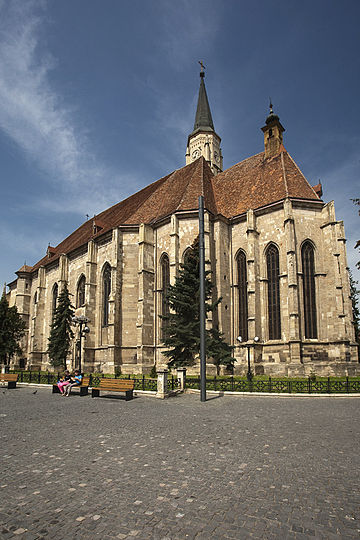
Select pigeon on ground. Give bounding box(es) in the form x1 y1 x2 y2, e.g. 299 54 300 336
33 390 37 394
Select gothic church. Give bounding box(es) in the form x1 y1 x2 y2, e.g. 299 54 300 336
7 71 359 376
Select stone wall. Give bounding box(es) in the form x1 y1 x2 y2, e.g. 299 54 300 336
6 197 359 376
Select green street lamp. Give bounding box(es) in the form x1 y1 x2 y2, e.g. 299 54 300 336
71 315 90 373
237 336 260 381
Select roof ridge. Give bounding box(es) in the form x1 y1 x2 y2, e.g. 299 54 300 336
280 151 289 197
285 152 320 199
217 151 265 177
126 170 181 223
175 157 204 211
97 171 173 222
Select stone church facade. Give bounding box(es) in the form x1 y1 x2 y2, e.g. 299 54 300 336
7 72 359 376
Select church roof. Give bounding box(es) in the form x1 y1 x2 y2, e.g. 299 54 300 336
30 148 321 273
213 147 320 218
16 265 33 274
31 158 215 271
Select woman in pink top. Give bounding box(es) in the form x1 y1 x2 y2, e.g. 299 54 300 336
57 370 71 395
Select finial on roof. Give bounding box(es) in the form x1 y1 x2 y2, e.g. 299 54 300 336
265 100 280 125
199 60 205 78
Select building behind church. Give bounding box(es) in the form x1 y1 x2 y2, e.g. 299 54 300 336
6 71 359 376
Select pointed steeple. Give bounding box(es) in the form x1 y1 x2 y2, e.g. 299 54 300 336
192 69 214 134
186 64 223 175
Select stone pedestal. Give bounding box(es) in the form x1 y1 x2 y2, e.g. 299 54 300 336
156 369 169 399
176 367 186 391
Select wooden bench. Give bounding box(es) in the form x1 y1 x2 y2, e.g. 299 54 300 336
0 373 18 389
91 378 135 401
52 376 90 396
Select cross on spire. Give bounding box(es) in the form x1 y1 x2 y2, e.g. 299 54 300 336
199 61 205 77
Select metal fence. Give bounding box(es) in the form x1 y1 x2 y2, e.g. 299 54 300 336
11 371 181 393
10 371 360 394
185 376 360 394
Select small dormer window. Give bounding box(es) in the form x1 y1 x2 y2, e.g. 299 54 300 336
92 219 104 236
47 246 56 258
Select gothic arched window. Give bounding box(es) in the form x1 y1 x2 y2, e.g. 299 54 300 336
76 275 86 308
52 283 58 315
237 250 248 341
183 248 192 266
266 244 281 340
102 264 111 327
160 254 170 340
301 241 317 338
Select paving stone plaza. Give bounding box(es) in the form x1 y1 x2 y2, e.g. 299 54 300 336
0 387 359 539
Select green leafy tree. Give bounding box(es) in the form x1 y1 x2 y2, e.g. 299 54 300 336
349 270 360 361
0 291 26 366
47 283 74 369
161 237 235 370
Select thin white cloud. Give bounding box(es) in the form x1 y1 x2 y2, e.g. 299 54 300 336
0 0 127 211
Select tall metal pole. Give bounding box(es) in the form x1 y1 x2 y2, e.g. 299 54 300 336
78 322 82 374
199 196 206 402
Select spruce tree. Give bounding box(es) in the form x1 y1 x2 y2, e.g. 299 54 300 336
0 291 26 366
162 237 235 370
207 327 236 374
47 283 74 369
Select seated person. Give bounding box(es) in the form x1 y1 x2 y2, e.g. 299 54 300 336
57 370 72 395
64 370 83 396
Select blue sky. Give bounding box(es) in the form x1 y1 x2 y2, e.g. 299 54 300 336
1 0 359 287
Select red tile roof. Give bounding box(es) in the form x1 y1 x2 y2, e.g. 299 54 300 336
212 148 320 218
16 265 33 274
28 149 321 273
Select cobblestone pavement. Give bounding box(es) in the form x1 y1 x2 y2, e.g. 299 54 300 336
0 387 359 539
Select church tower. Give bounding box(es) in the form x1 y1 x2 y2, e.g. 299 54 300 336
186 65 223 175
261 102 285 158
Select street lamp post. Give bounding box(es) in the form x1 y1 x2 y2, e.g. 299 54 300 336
237 336 259 381
72 315 90 373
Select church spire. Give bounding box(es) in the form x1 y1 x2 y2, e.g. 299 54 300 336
186 64 222 175
192 63 214 133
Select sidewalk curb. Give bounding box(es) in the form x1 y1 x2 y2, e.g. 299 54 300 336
6 383 360 398
185 388 360 398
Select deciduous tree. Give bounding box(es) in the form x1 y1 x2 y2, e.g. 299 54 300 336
0 291 26 366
